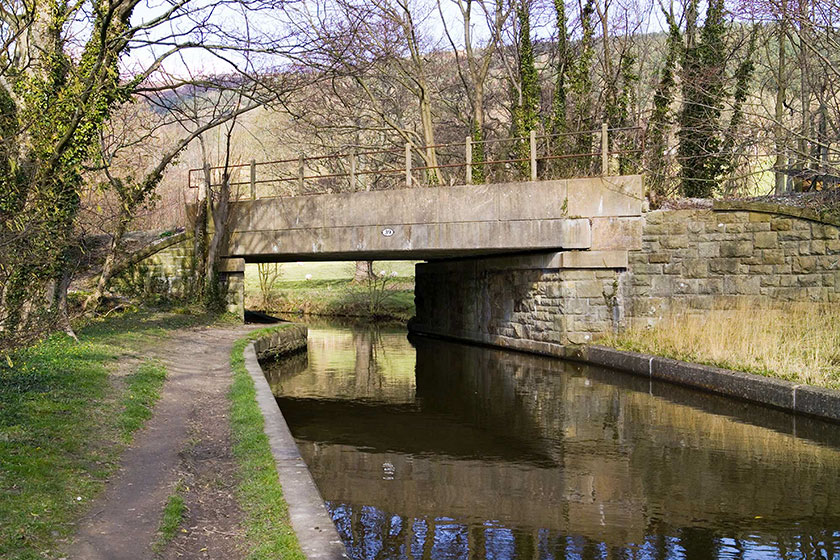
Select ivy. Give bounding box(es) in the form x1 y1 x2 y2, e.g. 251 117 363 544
0 0 140 340
513 0 539 175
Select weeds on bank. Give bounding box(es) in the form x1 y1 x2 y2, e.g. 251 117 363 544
229 327 305 560
603 302 840 389
0 309 209 560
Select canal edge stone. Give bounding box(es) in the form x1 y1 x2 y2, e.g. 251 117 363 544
576 345 840 424
243 331 348 560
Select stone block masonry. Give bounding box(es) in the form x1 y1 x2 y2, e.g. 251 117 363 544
411 253 627 348
112 232 195 300
111 232 245 320
628 203 840 326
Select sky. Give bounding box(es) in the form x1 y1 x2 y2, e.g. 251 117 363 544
124 0 670 79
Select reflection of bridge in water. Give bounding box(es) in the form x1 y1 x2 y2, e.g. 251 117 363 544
263 326 840 559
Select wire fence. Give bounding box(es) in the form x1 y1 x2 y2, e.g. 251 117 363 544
187 125 645 200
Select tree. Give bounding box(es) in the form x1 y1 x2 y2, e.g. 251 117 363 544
569 0 596 173
0 0 314 344
512 0 539 174
645 2 682 201
83 84 263 311
678 0 728 197
720 28 757 192
439 0 509 184
549 0 569 143
257 263 282 309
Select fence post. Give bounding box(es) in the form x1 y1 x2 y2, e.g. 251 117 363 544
529 129 537 181
405 142 412 187
249 159 256 200
465 135 472 185
349 152 357 191
298 154 305 191
601 122 609 176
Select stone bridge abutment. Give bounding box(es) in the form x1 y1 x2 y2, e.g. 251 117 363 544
409 201 840 353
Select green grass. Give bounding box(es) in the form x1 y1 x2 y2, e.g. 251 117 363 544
229 327 305 560
262 281 415 321
119 361 167 442
154 482 187 553
246 260 417 283
0 310 211 560
244 261 417 321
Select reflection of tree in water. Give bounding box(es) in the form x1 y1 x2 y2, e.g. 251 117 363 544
281 325 840 560
352 325 387 395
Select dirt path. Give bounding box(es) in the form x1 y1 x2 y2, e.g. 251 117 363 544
67 325 256 560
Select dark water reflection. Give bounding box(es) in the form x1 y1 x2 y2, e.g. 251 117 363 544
261 323 840 560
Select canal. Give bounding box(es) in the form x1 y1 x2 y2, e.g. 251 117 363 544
260 322 840 560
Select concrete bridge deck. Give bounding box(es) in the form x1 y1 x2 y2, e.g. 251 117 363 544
223 176 643 262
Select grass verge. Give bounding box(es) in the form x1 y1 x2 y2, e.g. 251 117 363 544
251 279 415 322
229 326 305 560
601 302 840 389
0 310 210 560
153 482 187 553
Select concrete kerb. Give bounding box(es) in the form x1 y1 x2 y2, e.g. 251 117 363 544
576 345 840 424
242 341 347 560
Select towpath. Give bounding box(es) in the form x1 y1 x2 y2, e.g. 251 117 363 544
67 325 255 560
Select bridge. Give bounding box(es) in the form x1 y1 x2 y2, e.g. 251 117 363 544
210 173 643 347
222 176 642 262
187 127 645 346
172 130 839 349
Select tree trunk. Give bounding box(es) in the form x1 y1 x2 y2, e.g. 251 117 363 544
419 86 441 184
205 180 230 287
353 261 374 283
55 267 77 341
774 11 788 195
797 0 810 183
85 207 131 312
192 182 208 297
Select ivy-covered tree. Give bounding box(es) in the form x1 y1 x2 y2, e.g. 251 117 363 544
512 0 539 174
568 0 596 173
720 29 758 191
0 0 134 337
678 0 728 198
0 0 305 345
549 0 569 140
645 5 682 201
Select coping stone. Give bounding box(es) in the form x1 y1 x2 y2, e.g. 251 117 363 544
243 340 347 560
795 384 840 422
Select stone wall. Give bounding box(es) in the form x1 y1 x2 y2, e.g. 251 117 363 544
112 232 245 319
112 232 195 300
627 203 840 326
410 253 627 352
253 324 308 360
411 201 840 355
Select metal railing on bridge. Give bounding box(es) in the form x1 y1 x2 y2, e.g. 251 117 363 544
187 125 644 200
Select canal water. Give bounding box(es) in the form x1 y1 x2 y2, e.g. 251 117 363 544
261 322 840 560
